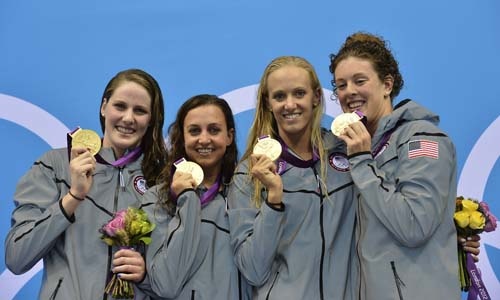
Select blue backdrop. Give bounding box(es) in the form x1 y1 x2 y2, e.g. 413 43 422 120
1 1 499 299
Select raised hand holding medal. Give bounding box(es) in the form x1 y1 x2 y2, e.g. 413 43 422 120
174 157 204 187
66 127 101 204
330 110 366 136
253 135 282 161
71 127 102 155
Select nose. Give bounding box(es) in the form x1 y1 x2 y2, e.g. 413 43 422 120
198 130 211 144
284 95 297 110
122 109 134 123
345 82 357 96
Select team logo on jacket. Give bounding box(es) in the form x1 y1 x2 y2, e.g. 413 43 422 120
329 153 350 172
134 176 147 195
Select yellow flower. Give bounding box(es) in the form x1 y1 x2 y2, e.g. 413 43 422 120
461 199 479 212
454 211 470 228
469 211 485 230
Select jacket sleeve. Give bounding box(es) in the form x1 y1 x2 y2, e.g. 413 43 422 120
140 188 205 299
349 125 456 248
5 151 73 274
227 162 286 286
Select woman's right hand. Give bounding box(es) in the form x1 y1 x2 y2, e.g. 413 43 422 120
69 146 96 200
250 154 283 205
171 171 197 196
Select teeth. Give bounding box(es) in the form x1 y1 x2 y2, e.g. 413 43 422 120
117 127 134 134
197 149 212 154
284 113 301 119
348 101 363 109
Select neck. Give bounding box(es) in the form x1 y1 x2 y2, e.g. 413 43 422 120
280 134 313 160
367 121 378 136
202 166 221 188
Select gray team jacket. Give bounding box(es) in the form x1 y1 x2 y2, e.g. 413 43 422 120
348 100 460 300
228 133 357 300
5 147 150 300
138 185 252 300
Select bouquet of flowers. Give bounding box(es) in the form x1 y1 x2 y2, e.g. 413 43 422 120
100 207 155 299
454 196 497 300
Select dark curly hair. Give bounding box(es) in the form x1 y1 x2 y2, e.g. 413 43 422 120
329 32 404 103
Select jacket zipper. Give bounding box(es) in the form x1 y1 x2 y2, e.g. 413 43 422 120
313 167 325 300
356 194 362 300
191 289 195 300
103 168 123 300
390 261 406 300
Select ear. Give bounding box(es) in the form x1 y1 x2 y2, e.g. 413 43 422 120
383 75 394 97
100 98 108 117
226 128 234 146
313 88 321 107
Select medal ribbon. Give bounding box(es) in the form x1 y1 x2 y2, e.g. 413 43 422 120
173 157 220 207
466 252 491 300
371 130 393 158
67 127 142 167
199 174 221 207
95 146 142 167
276 138 319 175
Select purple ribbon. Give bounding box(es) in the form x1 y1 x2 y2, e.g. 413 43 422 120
66 127 142 167
199 175 221 207
95 146 142 167
371 127 397 158
276 138 319 175
466 252 491 300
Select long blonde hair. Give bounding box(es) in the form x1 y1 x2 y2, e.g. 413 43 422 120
240 56 327 207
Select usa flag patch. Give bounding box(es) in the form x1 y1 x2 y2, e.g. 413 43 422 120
408 140 439 159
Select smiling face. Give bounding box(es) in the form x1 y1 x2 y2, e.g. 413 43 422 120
100 81 152 157
266 65 320 145
334 56 394 134
183 104 234 180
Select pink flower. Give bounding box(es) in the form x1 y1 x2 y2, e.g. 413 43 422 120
102 210 127 237
481 202 498 232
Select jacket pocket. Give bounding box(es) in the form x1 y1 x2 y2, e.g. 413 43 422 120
49 277 63 300
265 271 279 300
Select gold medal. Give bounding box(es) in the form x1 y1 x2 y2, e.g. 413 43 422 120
253 136 282 161
331 112 363 136
71 128 101 156
174 158 204 187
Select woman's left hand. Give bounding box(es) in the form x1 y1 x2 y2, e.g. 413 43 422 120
112 248 146 283
459 234 481 262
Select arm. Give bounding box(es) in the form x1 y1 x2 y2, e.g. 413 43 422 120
349 129 456 247
227 160 286 286
5 148 95 274
139 187 205 298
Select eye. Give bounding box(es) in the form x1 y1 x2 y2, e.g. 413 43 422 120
272 92 286 102
187 127 201 136
113 102 127 110
134 107 149 115
208 125 221 135
355 78 367 86
294 89 306 98
336 82 347 91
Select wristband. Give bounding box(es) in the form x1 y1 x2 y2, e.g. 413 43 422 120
68 190 85 201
